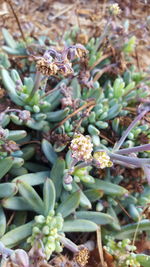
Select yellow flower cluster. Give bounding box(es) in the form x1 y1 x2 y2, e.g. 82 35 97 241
70 133 93 161
109 3 121 15
93 151 113 169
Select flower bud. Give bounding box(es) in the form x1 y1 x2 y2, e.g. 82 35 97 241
10 249 29 267
33 226 40 234
42 225 50 235
18 110 31 121
35 215 45 224
55 240 63 253
109 3 121 16
48 210 55 217
93 151 113 169
70 133 93 161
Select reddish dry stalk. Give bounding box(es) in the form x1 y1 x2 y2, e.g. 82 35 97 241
6 0 26 43
89 53 112 71
6 212 15 227
117 201 134 220
74 104 95 132
50 100 96 133
93 64 116 82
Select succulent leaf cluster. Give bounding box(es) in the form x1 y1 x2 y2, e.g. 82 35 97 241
0 11 150 266
104 237 141 267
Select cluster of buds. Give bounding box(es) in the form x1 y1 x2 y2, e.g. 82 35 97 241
60 83 73 108
70 133 113 169
60 83 79 109
0 87 5 99
70 133 93 161
78 70 94 88
93 151 113 169
104 237 141 267
1 140 19 154
0 126 9 139
27 210 64 260
18 110 31 122
109 3 121 16
36 44 87 77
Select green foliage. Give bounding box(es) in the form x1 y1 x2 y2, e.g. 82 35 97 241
0 15 150 264
104 237 141 267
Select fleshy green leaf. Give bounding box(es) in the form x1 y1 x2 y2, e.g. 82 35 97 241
18 181 44 214
12 171 49 186
0 183 17 199
84 189 104 202
7 130 26 141
42 139 57 164
1 221 34 248
136 254 150 267
2 28 17 48
0 206 6 237
56 191 81 218
62 219 98 232
107 206 121 231
50 158 65 200
43 179 56 216
85 178 128 196
0 157 13 179
75 211 114 225
2 197 33 211
113 219 150 239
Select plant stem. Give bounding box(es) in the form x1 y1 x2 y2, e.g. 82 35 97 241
142 165 150 184
50 100 96 133
113 109 149 151
93 63 117 82
74 162 91 171
112 160 137 169
30 71 42 98
59 236 79 253
115 144 150 155
108 152 150 167
95 17 112 51
0 241 13 257
6 0 26 44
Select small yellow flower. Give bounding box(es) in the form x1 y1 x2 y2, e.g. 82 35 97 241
93 151 113 169
75 247 89 267
70 133 93 161
109 3 121 16
36 59 59 76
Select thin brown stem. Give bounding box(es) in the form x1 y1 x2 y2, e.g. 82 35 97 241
6 0 26 43
89 53 112 71
93 63 116 82
117 201 134 221
135 46 141 71
96 227 105 267
7 212 15 227
131 206 148 248
74 104 95 132
50 100 96 133
99 133 114 145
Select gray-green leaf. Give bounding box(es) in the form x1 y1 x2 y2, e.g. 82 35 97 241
75 211 114 225
43 179 56 216
63 219 98 232
18 181 44 214
56 191 80 218
0 157 13 179
1 221 34 248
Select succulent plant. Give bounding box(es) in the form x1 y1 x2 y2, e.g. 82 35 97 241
0 6 150 265
0 177 100 260
104 237 141 267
